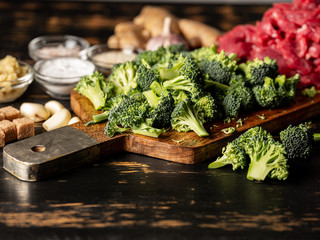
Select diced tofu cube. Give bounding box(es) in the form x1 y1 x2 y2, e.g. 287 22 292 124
0 106 20 121
0 120 17 143
13 117 35 140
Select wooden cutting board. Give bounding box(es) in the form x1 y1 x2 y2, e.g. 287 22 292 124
70 89 320 164
4 89 320 181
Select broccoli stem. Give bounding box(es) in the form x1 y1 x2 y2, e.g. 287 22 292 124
92 111 109 123
143 90 159 108
314 133 320 141
183 107 209 137
131 123 162 138
208 155 229 169
163 76 193 92
204 79 229 91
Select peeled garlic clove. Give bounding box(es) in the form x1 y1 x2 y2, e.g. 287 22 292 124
20 102 50 122
68 116 80 125
45 100 64 116
43 108 71 131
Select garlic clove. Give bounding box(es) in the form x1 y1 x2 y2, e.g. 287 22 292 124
20 102 50 122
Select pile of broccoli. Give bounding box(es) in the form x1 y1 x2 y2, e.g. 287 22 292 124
75 44 300 139
208 123 320 181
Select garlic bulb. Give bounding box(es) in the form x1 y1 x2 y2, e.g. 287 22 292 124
146 17 187 51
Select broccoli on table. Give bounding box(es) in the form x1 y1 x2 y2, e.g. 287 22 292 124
108 61 138 95
240 57 279 86
208 139 247 170
208 126 289 181
279 123 320 161
171 99 209 137
75 71 113 110
244 134 289 181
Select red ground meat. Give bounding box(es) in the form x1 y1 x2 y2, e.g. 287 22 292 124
218 0 320 89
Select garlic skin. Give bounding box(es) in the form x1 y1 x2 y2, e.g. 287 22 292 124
146 17 187 51
20 102 50 122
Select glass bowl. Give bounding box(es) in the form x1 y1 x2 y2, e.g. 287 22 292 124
0 61 34 103
33 57 95 100
86 44 138 75
28 35 90 61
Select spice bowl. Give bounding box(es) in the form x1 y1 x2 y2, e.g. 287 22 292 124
33 57 95 100
86 44 138 75
0 61 34 103
28 35 90 61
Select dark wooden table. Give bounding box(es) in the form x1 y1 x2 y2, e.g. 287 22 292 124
1 1 320 239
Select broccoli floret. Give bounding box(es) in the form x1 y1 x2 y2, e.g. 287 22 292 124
253 74 299 109
108 61 138 95
193 94 219 123
134 46 167 66
227 79 256 112
105 121 129 138
240 57 279 86
244 134 289 181
75 71 113 110
143 90 175 128
275 74 299 105
159 55 204 97
171 90 190 105
279 123 314 161
135 61 160 92
86 94 128 126
252 76 281 109
208 140 247 170
171 99 209 137
200 50 238 85
190 45 218 65
222 93 241 118
107 95 162 138
166 43 188 54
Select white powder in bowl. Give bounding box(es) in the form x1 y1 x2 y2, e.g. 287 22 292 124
35 57 95 79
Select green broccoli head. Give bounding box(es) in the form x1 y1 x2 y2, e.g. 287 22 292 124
171 99 209 137
107 94 162 138
105 121 129 138
241 57 279 86
222 93 241 118
108 61 138 95
279 123 313 161
227 80 256 112
134 46 167 66
75 71 113 110
135 63 160 91
208 140 247 170
253 74 299 109
244 134 289 181
190 45 218 65
160 55 204 98
193 94 219 123
200 50 238 85
144 90 175 129
252 76 280 109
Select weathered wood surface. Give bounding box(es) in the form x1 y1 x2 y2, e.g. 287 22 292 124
71 89 320 164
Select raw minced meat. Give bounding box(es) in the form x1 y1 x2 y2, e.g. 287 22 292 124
218 0 320 89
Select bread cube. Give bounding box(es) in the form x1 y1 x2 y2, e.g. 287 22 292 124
0 120 17 143
13 117 35 140
0 106 20 121
0 128 5 148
